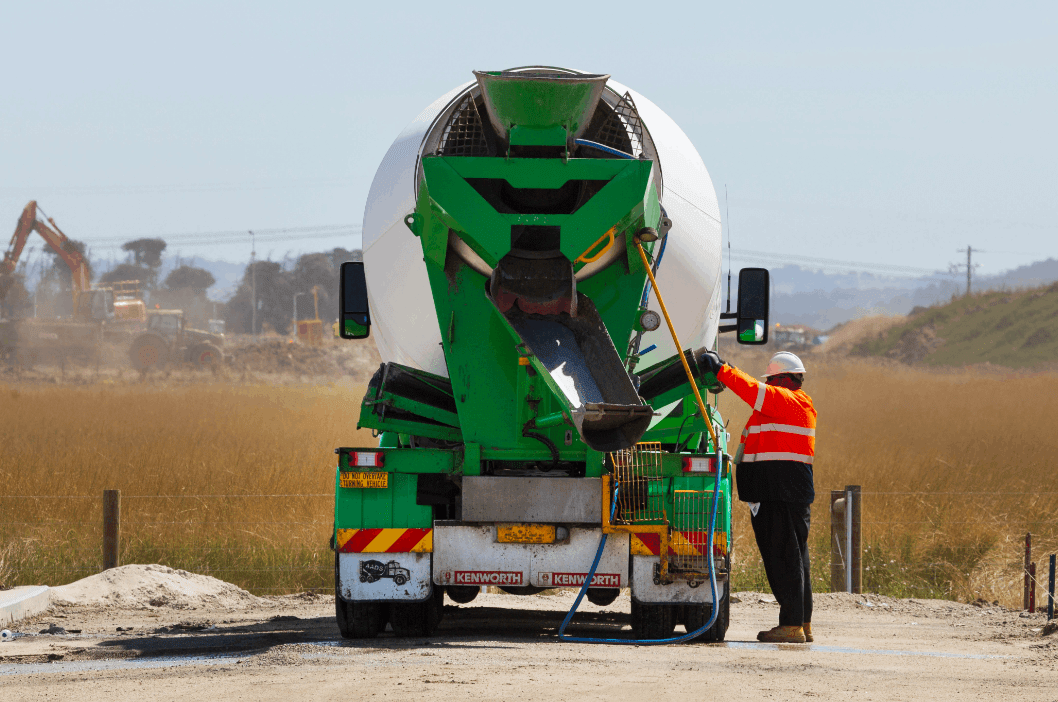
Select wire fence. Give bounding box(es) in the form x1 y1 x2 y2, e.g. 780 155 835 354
2 490 1055 606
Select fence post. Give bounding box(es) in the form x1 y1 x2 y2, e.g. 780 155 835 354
103 489 120 571
1024 534 1032 613
1029 562 1036 614
848 485 862 595
1048 554 1055 621
830 490 846 592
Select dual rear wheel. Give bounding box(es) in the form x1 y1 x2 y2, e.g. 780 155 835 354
630 591 729 642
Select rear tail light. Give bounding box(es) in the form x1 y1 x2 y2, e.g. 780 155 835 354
352 451 385 468
682 456 716 473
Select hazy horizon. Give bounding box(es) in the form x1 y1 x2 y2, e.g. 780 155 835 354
3 1 1055 280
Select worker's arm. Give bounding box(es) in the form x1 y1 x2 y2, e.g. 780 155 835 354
717 363 803 416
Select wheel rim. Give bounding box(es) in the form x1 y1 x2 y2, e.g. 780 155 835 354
137 344 159 367
198 350 215 365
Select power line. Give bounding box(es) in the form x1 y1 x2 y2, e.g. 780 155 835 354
729 248 941 277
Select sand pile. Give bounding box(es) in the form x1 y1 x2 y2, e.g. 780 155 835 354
50 564 267 610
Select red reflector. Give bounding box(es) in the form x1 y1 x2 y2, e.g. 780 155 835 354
682 456 715 473
352 451 384 468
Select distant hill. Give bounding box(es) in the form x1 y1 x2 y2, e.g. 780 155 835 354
850 282 1058 368
764 259 1058 330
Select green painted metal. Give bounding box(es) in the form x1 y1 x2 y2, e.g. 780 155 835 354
474 70 607 142
335 78 733 566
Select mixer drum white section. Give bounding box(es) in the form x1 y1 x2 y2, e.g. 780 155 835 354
361 75 722 377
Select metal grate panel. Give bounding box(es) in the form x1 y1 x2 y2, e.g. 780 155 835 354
670 489 722 575
438 95 489 157
591 92 644 158
610 442 665 524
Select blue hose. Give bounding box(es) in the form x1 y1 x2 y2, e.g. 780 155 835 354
573 139 634 160
557 445 724 645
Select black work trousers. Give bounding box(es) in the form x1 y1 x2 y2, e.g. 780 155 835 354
750 501 812 627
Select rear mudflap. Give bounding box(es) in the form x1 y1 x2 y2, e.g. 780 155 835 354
337 552 433 602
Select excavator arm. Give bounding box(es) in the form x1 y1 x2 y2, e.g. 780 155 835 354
0 201 91 304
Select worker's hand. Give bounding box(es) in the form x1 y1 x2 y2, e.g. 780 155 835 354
699 350 725 376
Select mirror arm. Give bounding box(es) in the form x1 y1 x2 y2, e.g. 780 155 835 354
718 324 738 334
719 312 737 320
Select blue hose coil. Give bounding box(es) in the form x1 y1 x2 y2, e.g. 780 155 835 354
557 445 724 645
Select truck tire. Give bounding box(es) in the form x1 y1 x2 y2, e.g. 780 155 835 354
389 586 444 637
393 574 407 586
586 588 620 607
630 598 676 640
335 555 387 639
129 336 168 371
683 590 729 642
445 585 478 604
192 343 222 370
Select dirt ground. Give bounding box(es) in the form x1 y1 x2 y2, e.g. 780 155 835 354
3 568 1056 701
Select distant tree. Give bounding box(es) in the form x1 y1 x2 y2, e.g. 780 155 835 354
329 247 362 270
122 238 167 268
293 253 338 322
100 263 153 286
225 260 294 334
0 273 32 319
45 240 91 291
164 265 216 295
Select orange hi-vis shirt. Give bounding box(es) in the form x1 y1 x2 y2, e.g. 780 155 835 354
717 364 816 465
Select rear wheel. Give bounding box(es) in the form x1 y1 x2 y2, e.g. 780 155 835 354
335 555 388 639
586 588 620 607
192 343 222 370
389 586 444 637
129 335 168 371
445 585 478 604
684 590 730 642
630 598 676 640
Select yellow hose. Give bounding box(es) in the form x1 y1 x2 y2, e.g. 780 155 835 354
633 235 721 453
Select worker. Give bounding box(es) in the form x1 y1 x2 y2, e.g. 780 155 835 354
700 350 816 644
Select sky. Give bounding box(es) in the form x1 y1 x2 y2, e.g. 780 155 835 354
1 1 1055 283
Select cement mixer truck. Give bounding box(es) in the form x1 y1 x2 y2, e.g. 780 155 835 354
333 67 771 641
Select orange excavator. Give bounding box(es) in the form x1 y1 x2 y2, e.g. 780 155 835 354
0 201 146 323
0 201 90 308
1 202 146 366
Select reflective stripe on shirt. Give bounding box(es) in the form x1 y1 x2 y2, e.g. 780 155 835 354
753 383 767 411
748 423 816 437
742 451 815 464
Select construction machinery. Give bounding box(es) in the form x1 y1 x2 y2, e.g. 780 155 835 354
332 68 770 640
0 202 147 365
128 309 225 371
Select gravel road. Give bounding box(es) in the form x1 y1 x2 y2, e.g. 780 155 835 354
2 588 1056 701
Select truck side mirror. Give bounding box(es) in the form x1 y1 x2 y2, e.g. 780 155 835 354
736 267 769 345
339 261 371 340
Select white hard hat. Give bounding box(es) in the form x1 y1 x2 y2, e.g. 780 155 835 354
763 351 806 378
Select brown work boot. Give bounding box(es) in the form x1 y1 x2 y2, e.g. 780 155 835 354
757 625 806 643
803 622 813 642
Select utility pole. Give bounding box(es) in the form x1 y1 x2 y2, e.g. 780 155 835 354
955 245 981 296
249 230 257 339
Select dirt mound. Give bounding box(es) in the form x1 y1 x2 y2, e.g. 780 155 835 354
50 564 266 610
817 315 904 355
226 337 380 380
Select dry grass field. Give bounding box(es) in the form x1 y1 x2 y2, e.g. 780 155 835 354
2 355 1057 607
